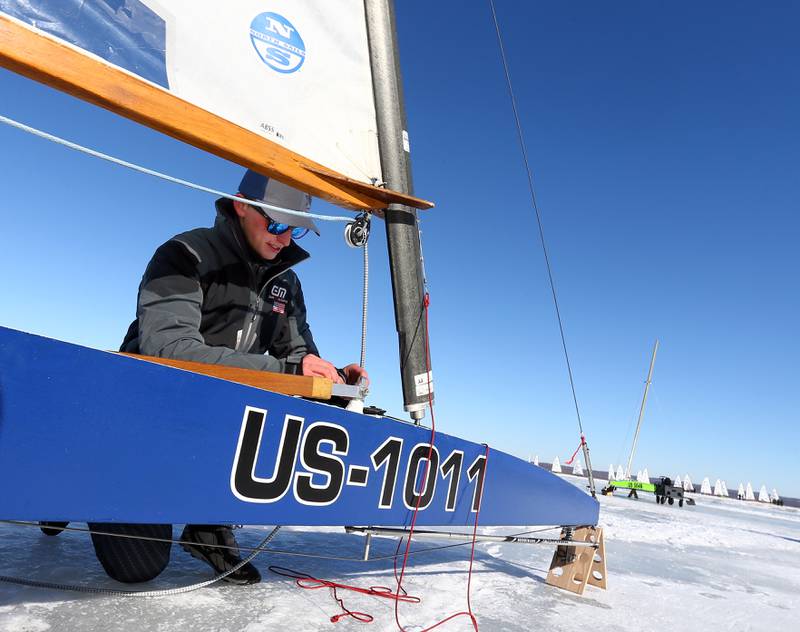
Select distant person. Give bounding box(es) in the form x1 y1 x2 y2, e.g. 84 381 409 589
42 170 367 585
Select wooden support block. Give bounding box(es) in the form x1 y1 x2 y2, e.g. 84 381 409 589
119 353 333 400
546 526 607 596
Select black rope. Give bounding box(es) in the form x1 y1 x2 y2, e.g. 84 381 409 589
0 521 484 563
488 1 596 495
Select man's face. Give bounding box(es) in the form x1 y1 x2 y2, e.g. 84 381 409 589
233 200 293 260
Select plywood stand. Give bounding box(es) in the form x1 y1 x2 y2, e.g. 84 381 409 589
546 526 607 596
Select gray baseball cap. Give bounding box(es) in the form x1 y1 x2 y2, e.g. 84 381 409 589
238 170 319 235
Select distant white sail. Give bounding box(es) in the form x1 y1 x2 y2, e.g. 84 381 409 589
758 485 770 502
700 477 712 494
771 488 780 502
616 465 625 480
636 470 643 482
675 475 682 487
572 459 583 476
533 455 539 466
609 464 616 481
737 483 745 498
551 456 562 473
683 475 693 491
745 482 755 501
721 481 729 497
713 479 723 496
641 468 649 482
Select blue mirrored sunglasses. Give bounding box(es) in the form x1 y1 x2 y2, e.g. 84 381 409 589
251 205 308 239
267 220 308 240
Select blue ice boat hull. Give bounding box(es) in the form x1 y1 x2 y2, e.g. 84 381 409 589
0 326 598 527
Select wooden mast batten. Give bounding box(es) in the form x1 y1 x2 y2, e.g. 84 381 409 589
0 14 434 212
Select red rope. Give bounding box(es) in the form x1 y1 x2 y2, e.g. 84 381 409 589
565 434 586 465
268 565 420 624
392 293 487 632
270 292 490 628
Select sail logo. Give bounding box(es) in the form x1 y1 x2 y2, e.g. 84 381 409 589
250 12 306 74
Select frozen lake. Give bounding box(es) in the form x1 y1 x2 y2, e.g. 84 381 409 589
1 476 798 631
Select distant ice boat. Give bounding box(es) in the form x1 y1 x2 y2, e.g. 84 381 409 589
713 479 723 496
551 456 562 473
700 477 712 495
616 465 625 480
758 485 770 502
737 483 745 499
572 459 584 476
683 475 693 492
675 475 682 487
745 482 755 501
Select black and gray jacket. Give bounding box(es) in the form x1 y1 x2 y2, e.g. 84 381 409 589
120 198 318 375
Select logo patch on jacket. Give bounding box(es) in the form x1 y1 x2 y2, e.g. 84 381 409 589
270 284 288 314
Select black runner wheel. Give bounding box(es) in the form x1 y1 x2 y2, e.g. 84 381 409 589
39 521 69 536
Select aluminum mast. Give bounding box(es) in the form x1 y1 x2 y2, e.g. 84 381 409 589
364 0 432 420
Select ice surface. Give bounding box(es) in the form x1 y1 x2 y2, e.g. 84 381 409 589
1 477 798 631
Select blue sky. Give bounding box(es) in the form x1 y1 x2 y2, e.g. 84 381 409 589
0 1 797 496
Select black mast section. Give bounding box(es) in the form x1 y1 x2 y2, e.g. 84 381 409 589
364 0 432 420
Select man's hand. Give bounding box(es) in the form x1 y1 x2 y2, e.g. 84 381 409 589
342 363 369 386
301 354 344 383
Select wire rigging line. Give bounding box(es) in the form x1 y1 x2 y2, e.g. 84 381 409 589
488 1 596 495
0 113 356 223
0 526 281 597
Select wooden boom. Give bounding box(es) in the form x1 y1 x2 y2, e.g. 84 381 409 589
0 14 433 212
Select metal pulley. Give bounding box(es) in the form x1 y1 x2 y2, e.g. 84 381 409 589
344 212 371 248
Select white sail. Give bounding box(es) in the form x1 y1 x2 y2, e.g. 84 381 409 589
609 464 616 481
745 482 755 501
0 1 382 184
616 465 625 480
758 485 770 502
713 479 723 496
683 475 693 491
551 456 562 473
636 470 643 482
737 483 745 498
572 459 583 476
700 477 712 494
641 468 649 483
674 474 682 487
771 488 780 502
533 455 539 466
721 481 729 497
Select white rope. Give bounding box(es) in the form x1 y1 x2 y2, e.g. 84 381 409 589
360 241 369 369
0 526 281 597
0 113 357 223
